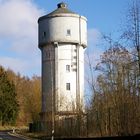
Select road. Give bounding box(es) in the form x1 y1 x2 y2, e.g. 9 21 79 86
0 131 28 140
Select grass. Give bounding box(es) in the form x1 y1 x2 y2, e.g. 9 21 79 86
0 125 29 132
0 125 14 131
0 125 41 139
18 130 47 139
11 127 46 139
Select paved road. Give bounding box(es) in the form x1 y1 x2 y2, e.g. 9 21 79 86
0 131 28 140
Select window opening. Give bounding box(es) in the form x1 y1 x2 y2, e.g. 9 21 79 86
43 31 46 37
66 83 70 90
67 29 71 36
66 65 70 72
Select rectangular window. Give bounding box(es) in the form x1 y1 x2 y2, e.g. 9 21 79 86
67 29 71 36
66 83 70 90
66 65 70 72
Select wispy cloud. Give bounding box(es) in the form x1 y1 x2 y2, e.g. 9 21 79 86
0 0 104 78
0 0 42 39
0 57 29 73
85 28 103 94
88 28 101 47
86 28 102 65
0 0 44 77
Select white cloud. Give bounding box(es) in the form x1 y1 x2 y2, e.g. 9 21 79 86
85 29 103 96
0 0 42 39
86 28 102 65
0 0 44 77
85 28 103 81
87 28 101 46
0 0 103 78
86 28 103 65
0 56 30 74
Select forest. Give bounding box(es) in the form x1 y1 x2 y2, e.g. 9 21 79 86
85 0 140 136
0 66 41 126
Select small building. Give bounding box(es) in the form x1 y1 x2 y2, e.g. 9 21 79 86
38 2 87 136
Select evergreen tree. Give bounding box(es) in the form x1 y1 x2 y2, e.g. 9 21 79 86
0 66 19 125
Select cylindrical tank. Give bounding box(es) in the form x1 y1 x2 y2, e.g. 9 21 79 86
38 3 87 48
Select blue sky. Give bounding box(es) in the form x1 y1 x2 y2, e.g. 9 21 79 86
0 0 131 78
36 0 128 33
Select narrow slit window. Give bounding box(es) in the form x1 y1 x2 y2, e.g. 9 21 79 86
67 29 71 36
66 83 70 90
66 65 70 72
43 31 46 37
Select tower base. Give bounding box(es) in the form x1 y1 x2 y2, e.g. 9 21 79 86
39 111 87 137
39 111 53 136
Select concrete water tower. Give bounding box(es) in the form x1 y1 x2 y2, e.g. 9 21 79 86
38 2 87 133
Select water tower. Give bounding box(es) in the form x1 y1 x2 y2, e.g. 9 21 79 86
38 2 87 134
